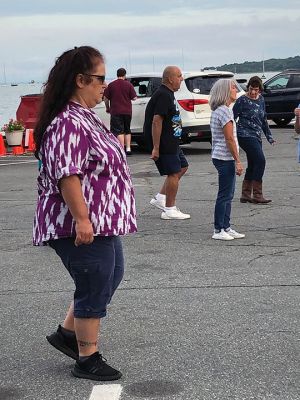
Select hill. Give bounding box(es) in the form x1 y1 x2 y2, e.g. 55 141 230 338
204 56 300 73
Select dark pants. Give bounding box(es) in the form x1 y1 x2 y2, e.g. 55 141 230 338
238 136 266 182
110 114 132 136
212 159 236 231
49 236 124 318
155 148 189 176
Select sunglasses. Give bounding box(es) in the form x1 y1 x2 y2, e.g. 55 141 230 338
84 74 105 84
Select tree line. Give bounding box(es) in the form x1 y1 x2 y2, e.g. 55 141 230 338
204 56 300 73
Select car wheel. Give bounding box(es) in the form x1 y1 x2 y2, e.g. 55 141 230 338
272 117 293 127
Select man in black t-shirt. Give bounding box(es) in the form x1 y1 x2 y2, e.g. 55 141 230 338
144 66 190 220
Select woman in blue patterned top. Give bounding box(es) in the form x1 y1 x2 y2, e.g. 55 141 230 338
233 76 275 204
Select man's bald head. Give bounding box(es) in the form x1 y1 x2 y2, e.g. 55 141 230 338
162 66 183 92
162 66 179 82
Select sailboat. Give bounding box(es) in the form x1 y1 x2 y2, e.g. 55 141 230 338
2 64 18 86
261 59 266 80
2 63 7 85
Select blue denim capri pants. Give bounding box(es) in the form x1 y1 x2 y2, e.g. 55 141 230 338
49 236 124 319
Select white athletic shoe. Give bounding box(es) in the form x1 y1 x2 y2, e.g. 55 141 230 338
161 208 190 220
150 197 166 211
225 228 245 239
212 229 235 241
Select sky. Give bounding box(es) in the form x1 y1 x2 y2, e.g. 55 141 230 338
0 0 299 83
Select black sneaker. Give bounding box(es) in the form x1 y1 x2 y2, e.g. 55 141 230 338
72 352 122 381
125 150 132 156
46 325 79 360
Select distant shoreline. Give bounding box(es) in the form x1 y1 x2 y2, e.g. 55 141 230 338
205 55 300 74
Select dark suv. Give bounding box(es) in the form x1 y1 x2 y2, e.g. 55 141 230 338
262 69 300 127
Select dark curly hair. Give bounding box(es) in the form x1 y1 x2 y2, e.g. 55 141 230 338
34 46 104 158
247 76 263 91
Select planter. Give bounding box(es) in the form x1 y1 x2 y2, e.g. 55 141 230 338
5 130 24 146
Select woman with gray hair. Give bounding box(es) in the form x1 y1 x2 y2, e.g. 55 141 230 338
209 79 245 241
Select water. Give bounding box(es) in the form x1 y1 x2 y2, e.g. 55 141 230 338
0 71 279 129
0 83 43 129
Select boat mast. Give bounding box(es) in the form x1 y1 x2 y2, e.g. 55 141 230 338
3 63 7 84
261 53 266 79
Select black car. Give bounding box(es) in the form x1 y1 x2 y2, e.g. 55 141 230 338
262 69 300 127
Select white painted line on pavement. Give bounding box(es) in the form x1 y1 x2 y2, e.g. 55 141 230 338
89 384 122 400
0 160 37 167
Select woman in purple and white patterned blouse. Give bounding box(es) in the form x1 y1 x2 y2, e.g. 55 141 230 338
33 46 137 381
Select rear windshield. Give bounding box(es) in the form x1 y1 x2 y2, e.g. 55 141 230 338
185 75 236 95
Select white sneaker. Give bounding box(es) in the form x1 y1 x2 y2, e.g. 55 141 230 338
225 228 245 239
212 229 234 241
150 197 166 211
161 208 190 220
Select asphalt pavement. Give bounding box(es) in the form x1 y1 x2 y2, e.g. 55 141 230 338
0 124 299 400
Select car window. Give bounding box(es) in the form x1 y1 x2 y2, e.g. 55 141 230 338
148 77 162 95
287 74 300 89
129 78 151 98
265 75 290 90
184 75 236 95
128 77 162 97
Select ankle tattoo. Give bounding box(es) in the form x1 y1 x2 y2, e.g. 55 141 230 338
77 340 98 347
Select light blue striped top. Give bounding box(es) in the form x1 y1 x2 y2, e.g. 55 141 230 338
211 105 238 161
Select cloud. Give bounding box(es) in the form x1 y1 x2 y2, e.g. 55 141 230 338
0 1 299 82
2 0 300 16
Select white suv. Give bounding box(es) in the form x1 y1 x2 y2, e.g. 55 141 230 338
94 71 243 147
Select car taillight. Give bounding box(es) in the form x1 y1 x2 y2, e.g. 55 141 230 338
178 99 208 112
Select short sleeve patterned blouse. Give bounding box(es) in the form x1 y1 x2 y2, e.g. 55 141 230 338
33 102 137 245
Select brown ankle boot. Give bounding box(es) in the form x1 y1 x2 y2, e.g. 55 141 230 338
240 180 253 203
252 181 272 204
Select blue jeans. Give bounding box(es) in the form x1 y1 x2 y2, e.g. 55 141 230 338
212 159 236 231
238 136 265 181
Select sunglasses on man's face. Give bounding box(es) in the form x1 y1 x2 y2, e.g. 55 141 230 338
84 74 105 84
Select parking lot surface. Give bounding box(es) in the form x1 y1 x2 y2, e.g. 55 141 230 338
0 125 299 400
